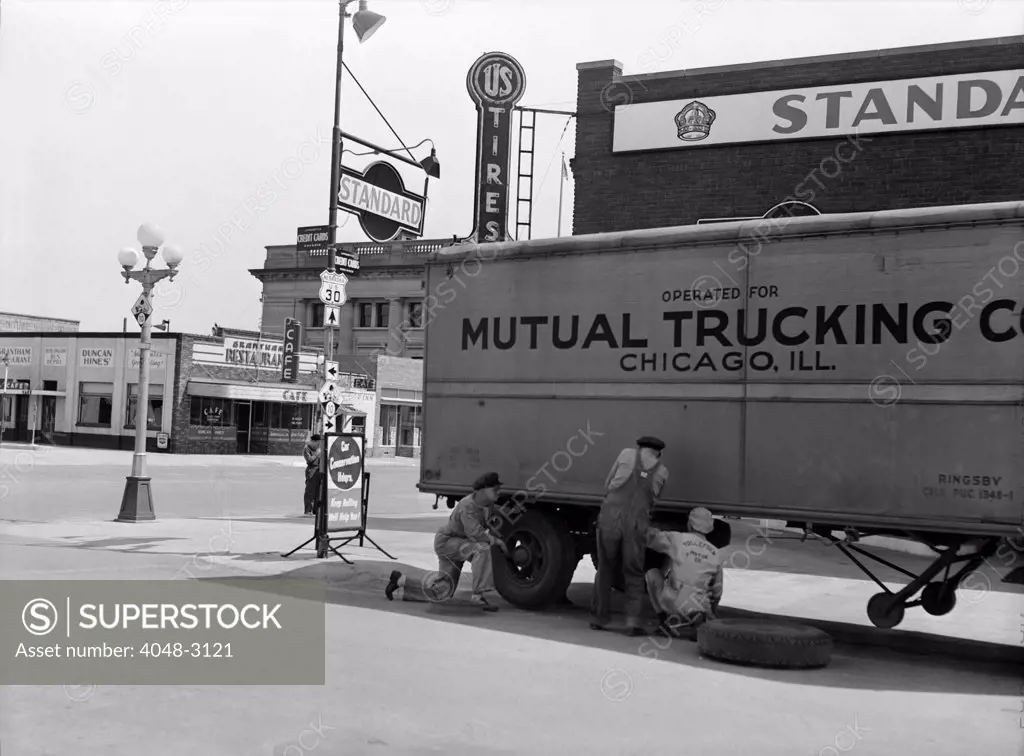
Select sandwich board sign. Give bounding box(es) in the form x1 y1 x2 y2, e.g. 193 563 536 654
323 433 366 533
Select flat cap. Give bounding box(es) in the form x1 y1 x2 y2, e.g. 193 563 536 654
472 471 503 490
688 507 714 534
636 436 665 451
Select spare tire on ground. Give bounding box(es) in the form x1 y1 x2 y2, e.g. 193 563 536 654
697 619 833 669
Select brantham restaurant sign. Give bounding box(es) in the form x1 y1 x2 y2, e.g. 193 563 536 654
612 69 1024 152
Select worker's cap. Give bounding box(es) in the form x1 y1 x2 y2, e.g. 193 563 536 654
310 434 322 441
472 472 503 490
636 436 666 452
688 507 714 534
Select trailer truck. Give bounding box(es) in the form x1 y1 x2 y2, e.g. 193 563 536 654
416 200 1024 629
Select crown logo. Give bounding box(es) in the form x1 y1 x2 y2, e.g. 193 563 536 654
674 100 716 142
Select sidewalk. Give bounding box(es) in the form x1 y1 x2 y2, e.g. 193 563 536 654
3 515 1019 655
0 444 418 469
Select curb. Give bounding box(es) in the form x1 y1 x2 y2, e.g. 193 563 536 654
717 605 1023 666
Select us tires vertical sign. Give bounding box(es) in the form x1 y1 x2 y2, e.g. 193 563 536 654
467 52 527 243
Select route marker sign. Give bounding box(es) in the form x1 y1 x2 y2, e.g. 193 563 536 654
319 270 348 306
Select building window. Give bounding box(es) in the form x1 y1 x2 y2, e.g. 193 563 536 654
310 303 325 328
189 396 231 426
350 415 366 434
125 383 164 430
379 404 398 446
358 303 374 328
375 302 390 329
78 382 113 426
407 301 423 328
1 395 11 422
252 401 311 429
399 405 422 447
283 404 313 430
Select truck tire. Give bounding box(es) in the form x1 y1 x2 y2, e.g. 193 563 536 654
697 619 833 669
494 510 572 609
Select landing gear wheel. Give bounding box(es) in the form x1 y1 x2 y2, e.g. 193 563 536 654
866 592 906 628
920 583 957 616
697 619 833 669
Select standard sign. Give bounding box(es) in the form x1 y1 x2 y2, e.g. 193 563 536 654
319 270 347 306
338 162 426 244
467 51 527 242
612 69 1024 152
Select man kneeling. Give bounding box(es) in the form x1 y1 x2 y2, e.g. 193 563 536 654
644 507 724 638
385 472 508 612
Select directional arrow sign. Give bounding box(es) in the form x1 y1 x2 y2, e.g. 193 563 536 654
319 382 337 404
324 401 338 418
325 305 340 328
325 361 339 380
322 415 336 434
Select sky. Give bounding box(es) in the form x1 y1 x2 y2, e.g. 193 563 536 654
0 0 1020 336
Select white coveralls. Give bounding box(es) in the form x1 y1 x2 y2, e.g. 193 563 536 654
645 528 723 624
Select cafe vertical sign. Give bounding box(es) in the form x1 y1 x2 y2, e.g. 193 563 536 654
467 52 527 243
281 318 302 383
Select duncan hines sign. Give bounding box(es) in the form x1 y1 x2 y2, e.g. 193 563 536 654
613 69 1024 152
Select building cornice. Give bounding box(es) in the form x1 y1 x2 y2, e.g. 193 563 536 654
250 267 427 282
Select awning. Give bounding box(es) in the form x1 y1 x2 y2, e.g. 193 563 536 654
187 379 318 404
336 403 367 417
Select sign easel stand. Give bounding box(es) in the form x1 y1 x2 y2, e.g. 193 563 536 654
325 473 396 560
280 502 353 564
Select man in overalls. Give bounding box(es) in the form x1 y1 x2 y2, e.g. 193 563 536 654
590 436 669 636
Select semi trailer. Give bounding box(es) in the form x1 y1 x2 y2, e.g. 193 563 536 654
416 200 1024 629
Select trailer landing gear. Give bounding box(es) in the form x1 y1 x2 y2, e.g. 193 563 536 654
819 531 1000 629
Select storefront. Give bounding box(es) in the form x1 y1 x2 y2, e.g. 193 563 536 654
572 36 1023 234
176 333 321 455
183 379 316 454
0 330 324 455
0 336 177 450
373 355 423 458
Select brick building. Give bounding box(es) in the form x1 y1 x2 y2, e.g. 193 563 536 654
572 36 1023 234
328 352 423 458
250 237 458 359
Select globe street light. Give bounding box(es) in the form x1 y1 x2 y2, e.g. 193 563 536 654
116 224 182 523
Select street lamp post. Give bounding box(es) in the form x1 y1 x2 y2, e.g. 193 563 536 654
116 223 184 523
0 354 9 450
316 0 385 557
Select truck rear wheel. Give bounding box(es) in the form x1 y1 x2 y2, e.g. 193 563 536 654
494 510 573 609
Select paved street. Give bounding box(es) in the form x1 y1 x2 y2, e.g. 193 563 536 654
1 447 1022 755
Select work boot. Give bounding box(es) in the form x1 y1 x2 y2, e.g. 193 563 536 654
385 570 403 601
470 594 499 612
